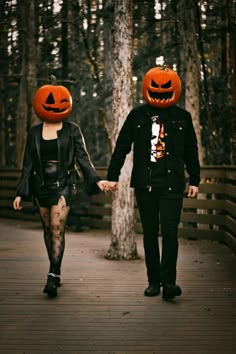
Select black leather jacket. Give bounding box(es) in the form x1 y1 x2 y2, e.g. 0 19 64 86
16 121 101 199
107 104 200 193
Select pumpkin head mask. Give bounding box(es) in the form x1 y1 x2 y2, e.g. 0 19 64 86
142 66 181 108
33 80 72 122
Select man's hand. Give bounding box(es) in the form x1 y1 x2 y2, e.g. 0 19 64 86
13 196 23 210
96 180 108 191
187 185 198 198
96 180 118 192
106 181 118 191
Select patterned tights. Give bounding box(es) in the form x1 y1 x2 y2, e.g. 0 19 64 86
37 196 70 276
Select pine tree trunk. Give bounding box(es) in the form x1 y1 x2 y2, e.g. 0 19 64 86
102 0 114 148
0 1 8 166
176 0 207 231
26 0 37 126
16 0 37 167
16 0 28 168
106 0 139 260
176 0 204 165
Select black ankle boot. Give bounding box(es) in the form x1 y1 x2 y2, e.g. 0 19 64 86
144 284 160 297
162 283 182 300
43 273 60 297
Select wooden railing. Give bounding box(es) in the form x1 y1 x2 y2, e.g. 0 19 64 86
0 166 236 253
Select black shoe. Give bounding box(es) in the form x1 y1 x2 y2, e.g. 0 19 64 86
54 277 61 288
144 284 160 297
162 284 182 300
43 274 60 297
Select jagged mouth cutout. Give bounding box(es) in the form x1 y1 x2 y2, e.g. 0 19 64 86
148 91 174 101
42 105 69 113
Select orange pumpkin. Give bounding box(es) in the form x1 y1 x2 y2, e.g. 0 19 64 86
142 66 181 108
33 84 72 122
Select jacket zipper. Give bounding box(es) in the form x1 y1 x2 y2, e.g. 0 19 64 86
148 166 152 192
56 131 60 187
148 120 152 192
36 135 44 186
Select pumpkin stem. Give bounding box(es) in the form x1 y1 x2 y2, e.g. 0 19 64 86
50 75 57 85
160 65 168 71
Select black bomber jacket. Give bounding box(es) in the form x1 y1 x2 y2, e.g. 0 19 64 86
107 104 201 193
16 121 101 199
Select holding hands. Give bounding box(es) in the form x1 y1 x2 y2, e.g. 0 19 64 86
96 180 118 192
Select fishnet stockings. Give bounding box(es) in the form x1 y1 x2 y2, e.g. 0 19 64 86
38 196 70 275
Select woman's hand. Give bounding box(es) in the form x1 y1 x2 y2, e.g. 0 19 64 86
96 180 108 192
106 181 118 191
13 196 23 210
96 180 118 192
187 186 198 198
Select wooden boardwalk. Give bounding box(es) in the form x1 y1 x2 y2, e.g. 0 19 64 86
0 218 236 354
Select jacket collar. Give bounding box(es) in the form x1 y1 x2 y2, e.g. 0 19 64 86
139 104 179 123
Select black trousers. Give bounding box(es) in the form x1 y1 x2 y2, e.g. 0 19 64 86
135 189 183 286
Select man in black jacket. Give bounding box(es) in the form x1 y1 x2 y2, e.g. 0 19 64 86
106 67 200 300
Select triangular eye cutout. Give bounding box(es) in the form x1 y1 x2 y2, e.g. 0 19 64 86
151 80 159 88
161 80 171 89
45 92 55 104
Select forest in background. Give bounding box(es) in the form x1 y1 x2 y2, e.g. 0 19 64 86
0 0 235 168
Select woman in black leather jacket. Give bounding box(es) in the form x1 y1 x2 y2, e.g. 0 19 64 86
13 116 106 298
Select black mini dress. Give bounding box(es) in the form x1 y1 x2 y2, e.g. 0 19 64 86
34 137 73 207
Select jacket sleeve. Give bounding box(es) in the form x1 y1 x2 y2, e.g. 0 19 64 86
15 131 33 199
73 124 101 195
107 111 135 181
184 112 201 187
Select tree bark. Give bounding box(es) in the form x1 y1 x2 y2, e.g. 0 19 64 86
102 0 114 147
0 0 8 166
26 0 38 127
176 0 204 165
226 0 236 163
106 0 139 260
16 0 37 168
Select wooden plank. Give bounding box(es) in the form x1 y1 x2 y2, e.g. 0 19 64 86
0 218 236 354
198 183 225 194
225 168 236 180
178 227 225 241
223 231 236 254
0 209 39 221
224 200 236 218
181 212 225 226
87 218 111 229
0 190 16 198
0 169 21 178
225 184 236 198
92 193 112 204
199 168 226 178
0 179 17 187
225 215 236 234
183 198 225 210
88 205 111 216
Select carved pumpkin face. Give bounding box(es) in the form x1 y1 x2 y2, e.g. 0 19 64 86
142 66 181 108
33 84 72 122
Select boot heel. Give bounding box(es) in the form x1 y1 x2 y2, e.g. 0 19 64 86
43 273 60 297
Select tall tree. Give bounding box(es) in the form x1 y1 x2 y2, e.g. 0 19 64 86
0 0 9 166
16 0 37 167
225 0 236 163
176 0 204 164
101 0 114 147
106 0 138 260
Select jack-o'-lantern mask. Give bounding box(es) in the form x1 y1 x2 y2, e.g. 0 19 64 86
33 82 72 122
142 66 181 108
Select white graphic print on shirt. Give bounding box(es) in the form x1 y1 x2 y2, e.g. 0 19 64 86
150 116 165 162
